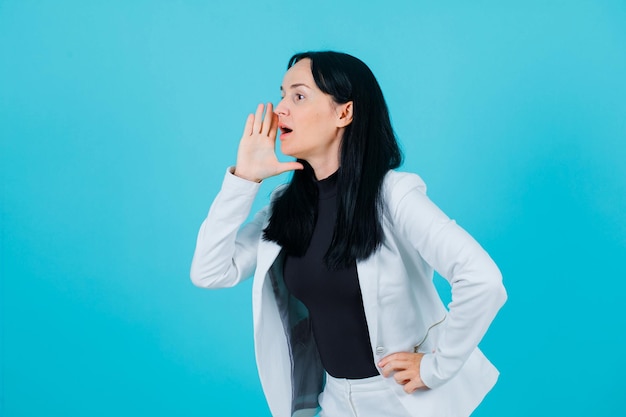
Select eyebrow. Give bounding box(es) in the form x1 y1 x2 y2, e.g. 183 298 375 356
280 83 311 91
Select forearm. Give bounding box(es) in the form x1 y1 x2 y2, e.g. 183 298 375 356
391 175 507 387
190 168 265 288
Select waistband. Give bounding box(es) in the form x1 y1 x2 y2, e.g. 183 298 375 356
325 373 388 392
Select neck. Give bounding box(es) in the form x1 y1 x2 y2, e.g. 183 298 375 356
309 160 339 180
306 147 341 180
299 132 343 180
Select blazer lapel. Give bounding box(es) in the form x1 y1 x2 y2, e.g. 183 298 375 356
252 238 282 326
356 255 380 354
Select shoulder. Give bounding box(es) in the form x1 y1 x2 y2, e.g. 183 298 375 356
380 170 442 226
382 169 428 200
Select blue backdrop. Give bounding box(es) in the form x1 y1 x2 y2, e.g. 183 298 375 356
1 1 625 416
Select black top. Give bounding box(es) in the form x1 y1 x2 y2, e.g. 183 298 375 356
283 172 379 379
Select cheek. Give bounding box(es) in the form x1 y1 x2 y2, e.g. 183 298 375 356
309 110 337 132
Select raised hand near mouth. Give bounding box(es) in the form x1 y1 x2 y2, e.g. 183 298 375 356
233 103 304 183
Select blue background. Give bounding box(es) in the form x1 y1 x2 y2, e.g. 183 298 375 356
1 1 625 416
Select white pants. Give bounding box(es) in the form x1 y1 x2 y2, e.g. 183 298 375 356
318 374 411 417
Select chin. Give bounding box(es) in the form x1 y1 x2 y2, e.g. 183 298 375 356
280 144 300 159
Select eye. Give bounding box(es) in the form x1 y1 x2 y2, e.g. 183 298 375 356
294 93 305 101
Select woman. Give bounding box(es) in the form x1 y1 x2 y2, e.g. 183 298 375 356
190 51 506 417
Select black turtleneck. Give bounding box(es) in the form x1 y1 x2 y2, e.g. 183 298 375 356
283 172 379 379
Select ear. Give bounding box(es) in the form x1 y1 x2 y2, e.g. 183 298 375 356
336 101 353 128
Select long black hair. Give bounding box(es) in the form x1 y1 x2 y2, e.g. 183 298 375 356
263 51 402 269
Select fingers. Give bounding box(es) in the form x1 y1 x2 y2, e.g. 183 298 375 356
385 364 426 392
268 112 279 139
380 359 412 377
378 352 427 393
379 352 423 367
393 369 413 385
261 103 274 135
242 113 254 137
378 352 416 377
403 377 427 393
247 103 276 137
379 352 413 367
252 103 264 134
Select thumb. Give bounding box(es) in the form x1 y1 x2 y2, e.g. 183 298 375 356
275 161 304 175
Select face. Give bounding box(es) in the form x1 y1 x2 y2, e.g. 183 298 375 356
275 59 352 171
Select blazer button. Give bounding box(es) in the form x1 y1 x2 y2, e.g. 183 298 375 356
375 346 385 355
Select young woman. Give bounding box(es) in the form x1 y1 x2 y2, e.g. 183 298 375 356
190 51 506 417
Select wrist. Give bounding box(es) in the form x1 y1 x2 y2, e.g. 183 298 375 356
232 167 261 183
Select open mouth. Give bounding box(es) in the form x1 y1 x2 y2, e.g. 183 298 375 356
279 125 293 136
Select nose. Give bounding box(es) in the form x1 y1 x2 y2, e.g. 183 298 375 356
274 98 288 116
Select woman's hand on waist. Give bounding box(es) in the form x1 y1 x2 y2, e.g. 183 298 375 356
378 352 429 393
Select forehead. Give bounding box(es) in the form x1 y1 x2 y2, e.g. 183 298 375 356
281 58 314 88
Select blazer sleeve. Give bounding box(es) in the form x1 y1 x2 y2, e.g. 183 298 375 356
190 168 268 288
388 172 507 389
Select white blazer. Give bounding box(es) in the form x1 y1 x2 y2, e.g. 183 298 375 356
191 168 507 417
